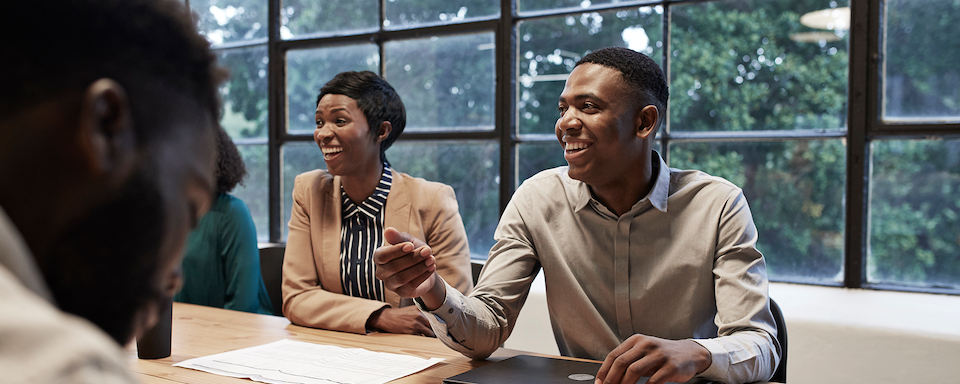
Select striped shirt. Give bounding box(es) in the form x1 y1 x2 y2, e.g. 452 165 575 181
339 163 392 302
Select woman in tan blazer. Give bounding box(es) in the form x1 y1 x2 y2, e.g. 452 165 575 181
281 71 472 335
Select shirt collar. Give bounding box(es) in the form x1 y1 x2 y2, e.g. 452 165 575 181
341 163 392 220
0 204 54 303
573 150 670 214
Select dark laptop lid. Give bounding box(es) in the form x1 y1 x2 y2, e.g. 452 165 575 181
443 355 603 384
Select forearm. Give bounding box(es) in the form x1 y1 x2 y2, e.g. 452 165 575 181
693 329 779 383
284 286 389 334
416 280 507 360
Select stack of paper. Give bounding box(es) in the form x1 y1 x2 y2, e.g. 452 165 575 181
174 339 445 384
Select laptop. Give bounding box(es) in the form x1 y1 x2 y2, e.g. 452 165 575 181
443 355 603 384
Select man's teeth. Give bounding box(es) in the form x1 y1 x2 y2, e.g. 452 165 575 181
322 147 343 154
565 142 590 151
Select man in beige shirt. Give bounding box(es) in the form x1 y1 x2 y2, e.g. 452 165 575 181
375 47 780 384
0 0 224 382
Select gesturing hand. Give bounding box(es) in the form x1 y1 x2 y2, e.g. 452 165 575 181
374 227 440 300
367 306 435 337
594 334 712 384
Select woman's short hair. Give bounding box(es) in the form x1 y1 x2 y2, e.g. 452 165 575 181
317 71 406 163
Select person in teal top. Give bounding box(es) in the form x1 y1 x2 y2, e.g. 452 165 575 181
174 127 273 314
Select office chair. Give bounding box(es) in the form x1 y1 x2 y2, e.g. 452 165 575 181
769 298 788 383
258 244 286 317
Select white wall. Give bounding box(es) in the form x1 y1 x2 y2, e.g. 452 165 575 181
504 279 960 384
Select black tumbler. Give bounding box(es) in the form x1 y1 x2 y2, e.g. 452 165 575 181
136 296 172 359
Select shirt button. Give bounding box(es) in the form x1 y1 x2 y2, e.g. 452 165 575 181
448 308 454 314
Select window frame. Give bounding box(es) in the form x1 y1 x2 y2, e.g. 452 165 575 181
190 0 960 295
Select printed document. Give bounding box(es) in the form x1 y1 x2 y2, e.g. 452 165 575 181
174 339 444 384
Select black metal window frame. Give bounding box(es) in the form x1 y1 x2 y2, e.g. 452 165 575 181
195 0 960 294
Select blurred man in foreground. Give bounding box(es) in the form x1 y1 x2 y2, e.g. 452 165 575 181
0 0 224 382
375 47 780 384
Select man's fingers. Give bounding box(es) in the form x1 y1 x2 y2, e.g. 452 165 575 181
382 259 436 292
384 227 428 248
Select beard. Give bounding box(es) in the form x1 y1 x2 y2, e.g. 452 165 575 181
42 164 168 345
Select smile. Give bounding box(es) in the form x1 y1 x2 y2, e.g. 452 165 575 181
321 147 342 159
564 141 592 153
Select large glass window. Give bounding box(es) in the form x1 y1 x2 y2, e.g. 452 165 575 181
185 0 960 294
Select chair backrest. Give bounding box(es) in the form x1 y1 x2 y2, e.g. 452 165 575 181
259 244 286 316
769 297 788 383
470 260 485 286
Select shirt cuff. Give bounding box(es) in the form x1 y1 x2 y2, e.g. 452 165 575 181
414 280 470 345
691 338 728 380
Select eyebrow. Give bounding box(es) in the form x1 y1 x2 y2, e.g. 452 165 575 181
317 106 349 114
558 92 606 105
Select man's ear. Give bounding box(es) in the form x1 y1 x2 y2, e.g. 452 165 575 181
77 78 136 179
376 121 392 143
635 104 660 140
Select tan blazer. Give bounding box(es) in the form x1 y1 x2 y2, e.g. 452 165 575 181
281 169 473 334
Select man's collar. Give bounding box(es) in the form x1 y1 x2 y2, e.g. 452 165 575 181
648 150 669 213
573 150 670 213
0 205 54 303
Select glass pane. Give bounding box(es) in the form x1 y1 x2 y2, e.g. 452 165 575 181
518 0 617 14
287 45 380 134
883 0 960 122
669 140 846 282
671 0 849 132
280 0 378 39
385 1 498 29
385 33 495 132
868 139 960 289
219 46 268 139
388 141 499 258
190 0 267 45
517 140 661 184
518 7 663 135
231 144 268 242
282 142 325 241
282 141 500 259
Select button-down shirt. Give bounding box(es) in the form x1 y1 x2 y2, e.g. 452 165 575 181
419 152 780 384
0 205 135 384
339 163 392 302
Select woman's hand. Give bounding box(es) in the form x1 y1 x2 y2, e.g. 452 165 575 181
367 306 435 336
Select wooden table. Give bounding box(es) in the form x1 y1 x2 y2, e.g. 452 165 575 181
127 303 529 383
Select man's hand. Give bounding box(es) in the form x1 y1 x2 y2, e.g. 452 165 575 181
595 334 712 384
367 306 435 337
374 228 444 308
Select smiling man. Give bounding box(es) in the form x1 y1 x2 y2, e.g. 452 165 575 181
375 47 780 384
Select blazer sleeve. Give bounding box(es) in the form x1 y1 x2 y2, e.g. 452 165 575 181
281 173 389 334
424 184 473 295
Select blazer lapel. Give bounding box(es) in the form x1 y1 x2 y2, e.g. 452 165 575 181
383 172 412 307
319 175 344 294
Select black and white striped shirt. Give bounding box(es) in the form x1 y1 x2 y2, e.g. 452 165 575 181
339 163 392 301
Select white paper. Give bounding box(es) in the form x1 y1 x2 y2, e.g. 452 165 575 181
173 339 445 384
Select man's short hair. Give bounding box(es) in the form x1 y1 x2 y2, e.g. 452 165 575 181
317 71 406 163
576 47 669 121
0 0 225 144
